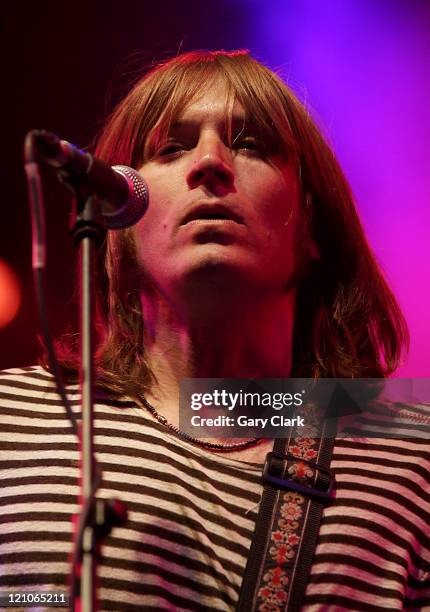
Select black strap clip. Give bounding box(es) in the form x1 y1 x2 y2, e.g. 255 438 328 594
262 451 334 501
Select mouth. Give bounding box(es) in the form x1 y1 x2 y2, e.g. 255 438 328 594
180 203 243 226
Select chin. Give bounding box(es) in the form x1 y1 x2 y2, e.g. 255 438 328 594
180 262 281 309
168 249 245 291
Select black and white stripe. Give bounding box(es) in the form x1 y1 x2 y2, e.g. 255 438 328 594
1 367 430 611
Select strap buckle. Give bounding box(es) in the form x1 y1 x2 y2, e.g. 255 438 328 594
262 451 334 501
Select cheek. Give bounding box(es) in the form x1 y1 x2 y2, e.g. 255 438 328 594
242 167 302 271
132 190 179 279
134 180 173 242
138 164 191 238
134 216 169 269
238 161 300 221
252 180 300 231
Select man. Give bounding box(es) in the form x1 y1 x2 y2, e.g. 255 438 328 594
1 50 429 610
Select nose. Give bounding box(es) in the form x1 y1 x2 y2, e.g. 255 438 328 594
186 133 234 192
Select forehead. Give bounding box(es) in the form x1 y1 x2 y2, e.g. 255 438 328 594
173 78 244 124
165 81 249 141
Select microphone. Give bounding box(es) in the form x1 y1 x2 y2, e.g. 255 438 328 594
28 130 148 229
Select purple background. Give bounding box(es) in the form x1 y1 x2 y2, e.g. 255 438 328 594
2 0 429 375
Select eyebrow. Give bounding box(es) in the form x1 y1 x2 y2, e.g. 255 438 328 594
169 113 252 131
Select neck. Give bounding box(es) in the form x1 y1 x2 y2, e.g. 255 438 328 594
141 287 295 410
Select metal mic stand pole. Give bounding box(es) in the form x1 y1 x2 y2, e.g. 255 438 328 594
72 193 103 612
70 191 128 612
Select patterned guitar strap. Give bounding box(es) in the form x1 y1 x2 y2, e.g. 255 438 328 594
237 404 335 611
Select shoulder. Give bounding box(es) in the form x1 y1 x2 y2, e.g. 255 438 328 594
337 398 430 454
0 365 58 399
0 364 75 397
0 365 135 413
366 398 430 429
0 365 53 384
0 365 78 423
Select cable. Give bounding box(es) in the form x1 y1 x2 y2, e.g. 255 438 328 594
24 148 80 438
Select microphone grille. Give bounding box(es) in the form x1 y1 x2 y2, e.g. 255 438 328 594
105 165 149 229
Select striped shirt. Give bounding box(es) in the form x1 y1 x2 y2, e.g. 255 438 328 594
0 366 430 611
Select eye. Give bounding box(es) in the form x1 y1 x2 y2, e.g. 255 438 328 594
156 142 185 158
233 136 263 155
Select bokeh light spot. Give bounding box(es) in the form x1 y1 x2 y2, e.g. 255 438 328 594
0 259 21 329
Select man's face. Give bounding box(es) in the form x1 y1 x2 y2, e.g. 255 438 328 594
135 79 302 301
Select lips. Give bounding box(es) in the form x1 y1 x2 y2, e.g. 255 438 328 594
180 203 243 226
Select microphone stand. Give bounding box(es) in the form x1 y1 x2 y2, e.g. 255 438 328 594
70 188 127 612
73 193 99 612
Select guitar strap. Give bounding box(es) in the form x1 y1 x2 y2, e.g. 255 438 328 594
237 408 335 611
